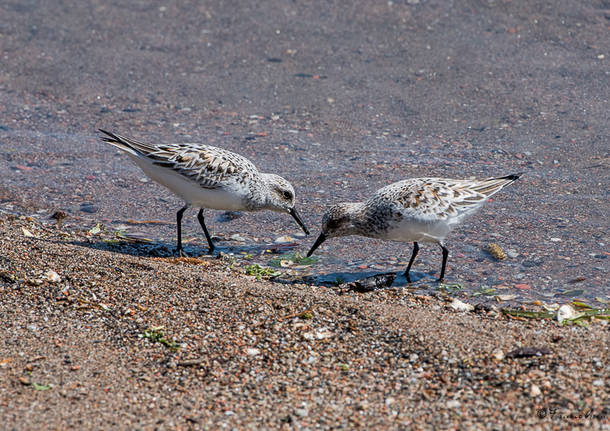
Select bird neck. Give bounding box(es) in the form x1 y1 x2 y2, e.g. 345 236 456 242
249 173 278 211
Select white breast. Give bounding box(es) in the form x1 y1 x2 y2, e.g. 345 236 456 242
380 217 454 244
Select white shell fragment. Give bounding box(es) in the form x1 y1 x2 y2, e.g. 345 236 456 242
449 298 474 312
557 304 577 324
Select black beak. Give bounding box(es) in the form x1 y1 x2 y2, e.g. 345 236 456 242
289 207 310 235
307 232 327 257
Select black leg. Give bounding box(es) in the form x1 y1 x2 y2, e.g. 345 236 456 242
197 208 215 254
404 242 419 283
176 206 188 256
438 244 449 282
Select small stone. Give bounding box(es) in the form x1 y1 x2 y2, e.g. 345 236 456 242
303 328 333 341
550 237 561 242
355 400 369 410
294 408 308 417
506 249 519 258
229 234 246 242
246 348 260 356
449 298 474 312
274 235 294 243
530 384 542 397
50 211 68 222
592 379 604 387
21 227 35 238
506 347 551 358
492 349 505 361
79 203 98 214
385 397 395 406
446 400 461 409
45 270 61 283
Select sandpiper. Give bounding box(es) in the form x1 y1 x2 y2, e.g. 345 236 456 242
99 129 309 255
307 174 522 282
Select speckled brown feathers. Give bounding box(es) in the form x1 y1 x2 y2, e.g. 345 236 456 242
370 175 522 222
100 130 258 190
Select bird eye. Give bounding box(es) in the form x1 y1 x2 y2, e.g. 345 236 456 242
282 190 293 200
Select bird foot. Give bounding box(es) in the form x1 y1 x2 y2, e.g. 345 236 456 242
175 248 190 258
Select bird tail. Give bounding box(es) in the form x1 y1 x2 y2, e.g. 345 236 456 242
472 173 523 197
98 129 157 156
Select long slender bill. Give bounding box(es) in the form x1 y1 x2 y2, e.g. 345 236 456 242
289 207 310 235
307 232 327 257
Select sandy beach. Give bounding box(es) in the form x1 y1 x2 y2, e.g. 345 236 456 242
0 0 608 429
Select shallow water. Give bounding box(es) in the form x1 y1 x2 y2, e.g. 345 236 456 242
1 126 607 307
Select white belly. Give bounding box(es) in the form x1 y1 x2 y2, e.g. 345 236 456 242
131 155 247 210
378 218 453 244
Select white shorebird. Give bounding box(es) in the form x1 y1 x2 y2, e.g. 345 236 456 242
307 174 522 282
99 129 309 255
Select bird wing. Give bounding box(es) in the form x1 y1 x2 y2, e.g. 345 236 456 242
380 176 519 221
100 130 258 189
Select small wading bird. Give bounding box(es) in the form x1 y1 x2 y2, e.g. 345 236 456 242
307 174 522 282
99 129 309 255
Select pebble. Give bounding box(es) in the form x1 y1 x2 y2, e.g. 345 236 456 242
592 379 604 387
79 203 98 214
530 384 542 397
294 408 308 417
22 227 35 238
229 234 247 242
492 349 505 361
449 298 474 312
303 328 333 340
355 401 369 410
446 400 461 409
45 270 61 283
274 236 295 243
246 348 260 356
